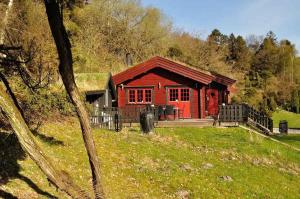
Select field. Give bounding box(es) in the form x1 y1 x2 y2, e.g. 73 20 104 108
1 118 300 198
272 109 300 128
271 134 300 149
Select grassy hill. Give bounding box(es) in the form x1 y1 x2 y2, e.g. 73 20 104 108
1 119 300 198
272 109 300 128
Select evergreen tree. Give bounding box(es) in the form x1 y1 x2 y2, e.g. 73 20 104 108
252 32 280 81
227 34 251 71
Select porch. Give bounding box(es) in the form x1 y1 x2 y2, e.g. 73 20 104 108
89 105 216 130
90 104 273 135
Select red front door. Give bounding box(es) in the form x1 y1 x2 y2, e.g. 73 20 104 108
167 87 191 118
206 88 219 116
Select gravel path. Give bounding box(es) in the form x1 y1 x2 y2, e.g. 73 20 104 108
273 128 300 134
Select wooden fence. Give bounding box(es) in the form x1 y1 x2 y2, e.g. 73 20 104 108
219 104 273 133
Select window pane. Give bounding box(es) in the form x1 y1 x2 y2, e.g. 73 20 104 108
169 89 178 101
129 90 135 103
181 88 190 101
137 90 143 102
145 89 152 103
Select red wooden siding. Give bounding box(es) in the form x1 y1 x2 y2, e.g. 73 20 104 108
117 68 204 118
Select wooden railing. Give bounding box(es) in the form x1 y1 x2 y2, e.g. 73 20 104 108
219 104 273 133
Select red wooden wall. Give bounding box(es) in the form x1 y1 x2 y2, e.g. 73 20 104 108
116 68 229 118
117 68 206 118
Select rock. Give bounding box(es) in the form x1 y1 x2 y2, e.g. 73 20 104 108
220 175 233 181
202 163 214 169
176 190 189 199
180 163 193 171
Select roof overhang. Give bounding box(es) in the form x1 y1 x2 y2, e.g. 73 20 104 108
112 56 236 87
210 72 236 86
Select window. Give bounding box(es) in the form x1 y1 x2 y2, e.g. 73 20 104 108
137 90 143 102
169 88 178 101
129 90 135 103
128 88 152 104
145 89 152 102
180 88 190 101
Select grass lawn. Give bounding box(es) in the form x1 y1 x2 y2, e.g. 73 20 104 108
272 109 300 128
271 134 300 149
1 119 300 198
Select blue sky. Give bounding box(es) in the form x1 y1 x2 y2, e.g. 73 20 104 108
141 0 300 52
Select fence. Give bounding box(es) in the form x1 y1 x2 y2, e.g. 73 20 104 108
90 107 122 131
90 105 183 131
90 106 157 131
219 104 273 133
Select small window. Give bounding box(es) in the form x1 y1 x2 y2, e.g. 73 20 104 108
169 89 178 101
181 88 190 101
128 88 152 104
145 89 152 103
137 90 143 102
129 90 135 103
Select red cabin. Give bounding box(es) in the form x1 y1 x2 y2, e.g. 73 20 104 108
112 56 235 119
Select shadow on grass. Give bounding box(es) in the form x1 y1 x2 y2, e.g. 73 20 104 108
0 132 58 198
0 190 18 199
128 128 139 132
272 134 300 142
32 130 64 146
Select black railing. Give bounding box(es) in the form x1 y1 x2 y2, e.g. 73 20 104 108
219 104 273 133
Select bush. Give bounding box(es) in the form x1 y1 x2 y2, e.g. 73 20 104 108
6 79 75 129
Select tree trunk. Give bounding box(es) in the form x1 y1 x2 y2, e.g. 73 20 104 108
44 1 105 198
0 83 90 198
0 72 25 119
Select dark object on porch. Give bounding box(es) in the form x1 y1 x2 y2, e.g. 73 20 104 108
165 105 176 120
140 111 154 134
219 104 273 134
279 120 288 134
157 105 165 120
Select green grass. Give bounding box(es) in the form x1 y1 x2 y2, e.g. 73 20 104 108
271 134 300 149
1 119 300 198
272 109 300 128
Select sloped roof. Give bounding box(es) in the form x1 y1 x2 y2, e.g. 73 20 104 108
75 72 111 92
112 56 235 86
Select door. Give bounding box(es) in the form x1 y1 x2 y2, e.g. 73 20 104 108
167 87 191 118
206 88 219 116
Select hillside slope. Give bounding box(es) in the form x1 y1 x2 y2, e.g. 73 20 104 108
1 119 299 198
272 109 300 128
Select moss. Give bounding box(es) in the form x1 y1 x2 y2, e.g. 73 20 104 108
74 73 110 92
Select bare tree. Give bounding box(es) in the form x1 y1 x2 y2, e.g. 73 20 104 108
0 1 90 198
44 1 105 198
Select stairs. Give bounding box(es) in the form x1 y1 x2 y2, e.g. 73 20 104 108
247 118 273 135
